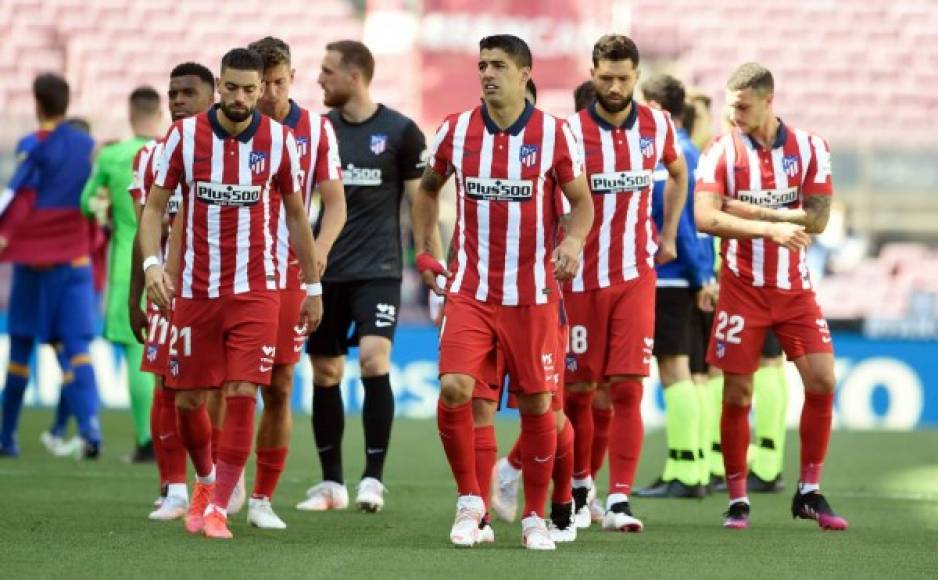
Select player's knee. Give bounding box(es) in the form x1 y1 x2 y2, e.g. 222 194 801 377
311 357 344 385
517 392 551 416
175 391 205 410
805 368 836 395
359 352 390 377
223 381 257 398
555 410 567 433
262 380 291 412
472 398 496 427
440 375 473 407
593 384 612 410
722 377 753 406
566 380 596 394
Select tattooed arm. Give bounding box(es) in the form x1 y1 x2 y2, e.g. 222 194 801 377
722 193 830 234
410 166 451 293
695 190 812 252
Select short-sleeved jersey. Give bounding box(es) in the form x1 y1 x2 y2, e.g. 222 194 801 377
318 105 426 282
154 105 302 299
565 102 679 292
275 100 342 290
428 102 582 306
695 121 833 290
131 138 184 263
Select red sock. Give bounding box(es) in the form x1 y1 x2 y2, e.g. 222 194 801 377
551 418 575 504
721 402 751 500
437 401 480 496
150 388 166 488
158 389 186 484
564 389 594 480
591 406 612 479
212 396 256 509
520 411 556 518
211 426 223 465
507 436 523 470
176 403 214 478
253 447 288 500
800 392 834 485
607 380 643 496
473 425 497 509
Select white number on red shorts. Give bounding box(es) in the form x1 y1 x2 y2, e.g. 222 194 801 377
168 326 192 357
146 316 170 345
715 311 745 344
569 325 588 354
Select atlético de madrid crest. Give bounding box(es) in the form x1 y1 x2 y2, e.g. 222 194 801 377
783 155 799 177
639 136 655 158
249 151 267 174
370 134 388 155
520 144 539 168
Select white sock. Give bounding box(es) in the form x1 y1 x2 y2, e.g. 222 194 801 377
573 476 593 489
166 483 188 500
729 496 750 506
606 493 628 509
500 458 521 478
197 465 216 485
799 482 820 495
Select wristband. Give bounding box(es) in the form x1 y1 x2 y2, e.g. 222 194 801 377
416 252 446 275
306 282 323 297
142 256 160 272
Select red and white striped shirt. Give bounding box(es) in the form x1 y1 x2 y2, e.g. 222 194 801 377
130 138 183 263
428 103 582 306
274 101 342 290
565 102 679 292
696 121 833 290
154 106 302 299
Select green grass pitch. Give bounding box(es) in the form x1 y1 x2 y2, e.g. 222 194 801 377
1 410 936 579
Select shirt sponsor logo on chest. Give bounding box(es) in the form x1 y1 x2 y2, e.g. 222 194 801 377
590 170 652 194
343 164 382 186
195 181 262 207
737 186 798 208
465 177 533 202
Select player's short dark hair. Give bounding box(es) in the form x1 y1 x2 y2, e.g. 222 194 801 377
479 34 532 69
33 73 69 118
170 62 215 87
573 80 595 111
249 36 292 69
129 86 161 116
642 74 685 118
592 34 640 67
220 47 265 76
326 40 375 83
525 78 537 104
727 62 774 94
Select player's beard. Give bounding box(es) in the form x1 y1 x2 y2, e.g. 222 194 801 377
596 90 633 114
323 88 351 108
221 101 254 123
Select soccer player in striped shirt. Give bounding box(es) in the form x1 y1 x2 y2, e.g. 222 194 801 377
139 48 324 540
562 35 688 533
128 62 216 520
695 62 848 531
244 36 345 529
412 34 594 550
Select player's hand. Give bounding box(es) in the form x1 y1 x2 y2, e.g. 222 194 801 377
129 303 149 344
298 295 323 333
145 265 175 311
0 235 7 252
696 282 719 312
416 252 451 296
552 235 583 281
765 222 811 252
655 234 678 265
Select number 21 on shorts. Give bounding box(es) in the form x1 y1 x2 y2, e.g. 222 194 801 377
168 325 192 357
714 311 744 344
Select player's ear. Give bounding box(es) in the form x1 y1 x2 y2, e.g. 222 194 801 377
290 68 296 83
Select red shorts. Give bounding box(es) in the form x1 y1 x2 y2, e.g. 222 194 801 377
473 330 567 412
141 301 171 376
564 271 656 382
441 293 561 398
275 289 306 365
706 272 834 374
165 292 281 389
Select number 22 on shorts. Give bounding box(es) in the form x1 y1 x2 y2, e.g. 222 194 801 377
714 311 744 344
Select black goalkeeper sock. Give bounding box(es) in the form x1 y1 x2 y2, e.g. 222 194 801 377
361 373 394 481
312 384 345 484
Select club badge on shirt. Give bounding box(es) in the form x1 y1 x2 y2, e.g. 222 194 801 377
370 134 388 156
